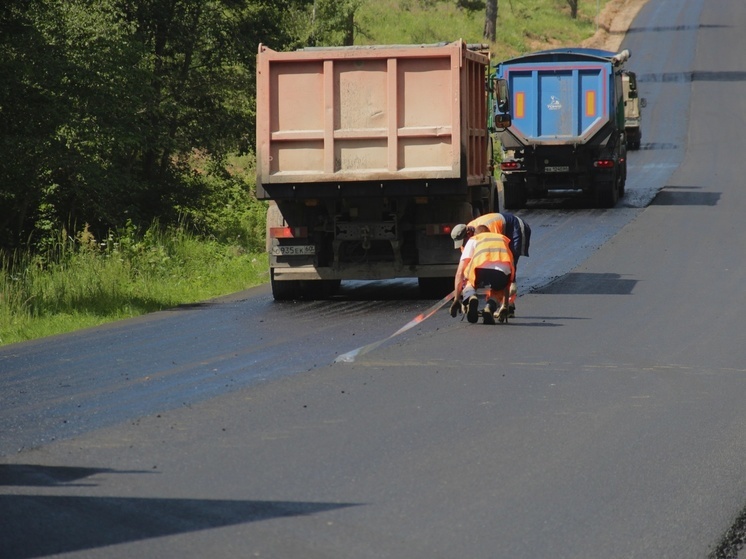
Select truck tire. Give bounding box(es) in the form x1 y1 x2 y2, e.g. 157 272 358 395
301 279 341 300
503 177 526 210
594 179 619 208
270 268 302 301
418 277 453 299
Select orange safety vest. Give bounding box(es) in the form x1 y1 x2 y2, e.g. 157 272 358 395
465 232 515 286
469 213 506 235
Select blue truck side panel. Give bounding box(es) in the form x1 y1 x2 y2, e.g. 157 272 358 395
496 48 625 146
505 64 610 141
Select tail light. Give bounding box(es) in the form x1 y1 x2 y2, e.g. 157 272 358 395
593 159 615 169
501 160 522 171
269 226 308 239
425 224 455 236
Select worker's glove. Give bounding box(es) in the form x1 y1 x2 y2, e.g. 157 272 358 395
449 299 463 317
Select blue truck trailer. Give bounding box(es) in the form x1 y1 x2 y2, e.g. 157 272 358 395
492 48 631 208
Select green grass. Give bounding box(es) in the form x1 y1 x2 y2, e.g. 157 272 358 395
356 0 610 58
1 223 268 346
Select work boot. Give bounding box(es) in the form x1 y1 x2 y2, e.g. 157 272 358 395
450 298 464 317
495 305 510 324
466 295 479 324
482 299 497 325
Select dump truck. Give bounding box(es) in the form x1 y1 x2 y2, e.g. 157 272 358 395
256 40 506 300
622 70 644 150
493 48 631 209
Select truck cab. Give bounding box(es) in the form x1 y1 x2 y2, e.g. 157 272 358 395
622 70 645 150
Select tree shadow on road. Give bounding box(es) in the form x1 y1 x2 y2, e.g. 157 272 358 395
2 486 358 559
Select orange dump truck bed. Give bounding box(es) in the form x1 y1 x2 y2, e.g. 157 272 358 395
256 40 491 198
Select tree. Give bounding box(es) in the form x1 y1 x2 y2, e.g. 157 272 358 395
0 0 376 251
0 0 314 250
566 0 579 19
0 1 60 248
484 0 497 41
457 0 485 11
299 0 362 47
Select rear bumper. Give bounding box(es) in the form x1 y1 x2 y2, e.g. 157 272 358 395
271 264 457 282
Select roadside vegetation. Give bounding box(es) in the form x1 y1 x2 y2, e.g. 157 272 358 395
0 222 267 345
0 0 611 346
356 0 603 56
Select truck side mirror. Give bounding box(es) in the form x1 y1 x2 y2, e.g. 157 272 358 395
496 78 510 113
494 113 512 129
493 77 511 129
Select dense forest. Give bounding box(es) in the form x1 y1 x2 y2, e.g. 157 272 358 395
1 0 596 255
0 0 366 254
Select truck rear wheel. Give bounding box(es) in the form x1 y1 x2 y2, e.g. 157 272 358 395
271 269 302 301
502 176 526 210
594 179 619 208
301 279 341 300
418 277 453 299
271 273 341 301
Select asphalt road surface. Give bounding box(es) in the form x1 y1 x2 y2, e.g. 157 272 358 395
3 0 746 557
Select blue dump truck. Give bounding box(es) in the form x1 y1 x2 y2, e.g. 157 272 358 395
492 48 632 208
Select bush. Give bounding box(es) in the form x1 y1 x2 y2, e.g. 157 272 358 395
0 221 268 346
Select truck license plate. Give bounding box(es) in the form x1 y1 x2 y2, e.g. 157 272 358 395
545 165 569 172
271 245 315 256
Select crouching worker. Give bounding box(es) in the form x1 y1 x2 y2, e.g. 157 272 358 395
449 225 514 324
449 225 515 324
451 211 530 318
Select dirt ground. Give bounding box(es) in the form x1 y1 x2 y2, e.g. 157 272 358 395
583 0 650 51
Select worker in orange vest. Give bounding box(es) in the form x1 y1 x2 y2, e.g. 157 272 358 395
451 212 530 317
450 225 515 324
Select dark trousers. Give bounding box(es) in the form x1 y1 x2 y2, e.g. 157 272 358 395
474 268 510 292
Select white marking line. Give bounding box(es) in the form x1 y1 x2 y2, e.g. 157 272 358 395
334 290 455 363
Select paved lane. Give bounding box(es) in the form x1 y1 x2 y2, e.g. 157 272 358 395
8 1 746 558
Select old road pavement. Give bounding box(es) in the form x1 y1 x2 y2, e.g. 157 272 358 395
3 0 746 557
